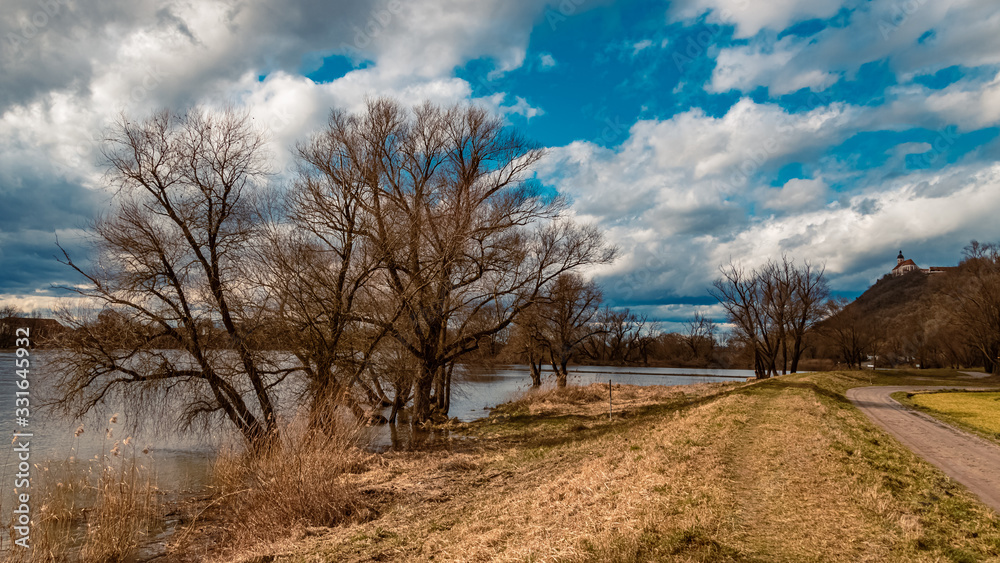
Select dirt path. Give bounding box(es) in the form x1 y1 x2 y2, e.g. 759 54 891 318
847 385 1000 513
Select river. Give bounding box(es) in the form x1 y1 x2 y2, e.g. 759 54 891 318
0 352 753 493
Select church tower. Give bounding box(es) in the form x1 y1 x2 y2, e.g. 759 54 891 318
897 250 904 266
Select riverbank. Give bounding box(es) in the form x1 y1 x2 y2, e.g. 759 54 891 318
167 370 1000 562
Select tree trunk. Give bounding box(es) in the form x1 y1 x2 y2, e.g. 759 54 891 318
789 334 803 373
412 363 436 423
556 368 568 388
529 360 542 387
442 362 453 416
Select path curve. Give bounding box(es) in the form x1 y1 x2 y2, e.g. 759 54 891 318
847 385 1000 513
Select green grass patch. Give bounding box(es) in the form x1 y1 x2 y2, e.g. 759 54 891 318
896 390 1000 444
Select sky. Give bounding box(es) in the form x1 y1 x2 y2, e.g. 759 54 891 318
2 0 1000 329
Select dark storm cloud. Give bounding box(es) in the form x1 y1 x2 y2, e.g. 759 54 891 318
0 160 103 293
0 229 91 294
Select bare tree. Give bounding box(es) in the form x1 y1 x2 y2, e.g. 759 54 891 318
256 118 399 430
711 261 782 378
951 241 1000 374
712 256 829 377
683 312 716 361
54 109 284 450
509 303 550 387
312 99 615 422
821 297 884 369
583 306 646 364
536 273 603 388
0 305 24 348
787 260 829 373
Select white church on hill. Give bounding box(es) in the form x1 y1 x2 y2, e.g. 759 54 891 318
892 250 954 277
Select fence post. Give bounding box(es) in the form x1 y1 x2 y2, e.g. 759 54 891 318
609 379 612 420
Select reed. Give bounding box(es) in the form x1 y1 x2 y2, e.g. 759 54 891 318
208 414 373 548
0 420 158 563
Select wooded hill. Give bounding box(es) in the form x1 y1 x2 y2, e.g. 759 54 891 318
816 246 999 372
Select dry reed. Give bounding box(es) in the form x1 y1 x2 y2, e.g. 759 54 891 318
207 414 373 549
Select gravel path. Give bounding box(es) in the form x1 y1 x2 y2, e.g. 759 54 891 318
847 385 1000 513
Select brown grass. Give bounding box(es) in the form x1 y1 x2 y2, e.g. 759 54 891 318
79 457 158 563
227 373 1000 562
499 381 737 418
167 415 375 560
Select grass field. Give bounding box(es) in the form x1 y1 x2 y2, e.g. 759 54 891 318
173 370 1000 562
900 391 1000 443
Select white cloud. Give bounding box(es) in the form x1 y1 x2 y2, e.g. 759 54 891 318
668 0 843 38
538 53 557 68
536 99 863 297
631 39 654 56
700 0 1000 113
884 71 1000 131
537 95 1000 298
498 95 544 120
711 37 839 95
710 162 1000 285
758 178 829 212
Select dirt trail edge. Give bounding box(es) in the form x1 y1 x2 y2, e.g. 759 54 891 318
847 385 1000 514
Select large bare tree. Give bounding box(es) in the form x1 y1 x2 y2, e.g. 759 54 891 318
712 261 782 378
54 109 285 449
316 99 615 422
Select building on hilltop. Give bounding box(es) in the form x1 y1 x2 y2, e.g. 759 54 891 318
891 250 956 277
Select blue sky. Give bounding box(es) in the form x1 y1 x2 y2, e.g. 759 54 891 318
2 0 1000 328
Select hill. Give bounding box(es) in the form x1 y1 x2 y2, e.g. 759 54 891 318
817 269 966 368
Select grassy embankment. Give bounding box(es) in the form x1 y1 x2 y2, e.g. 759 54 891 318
188 369 1000 563
895 390 1000 445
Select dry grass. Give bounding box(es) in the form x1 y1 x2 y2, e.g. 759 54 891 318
230 373 1000 562
168 415 376 560
499 381 737 418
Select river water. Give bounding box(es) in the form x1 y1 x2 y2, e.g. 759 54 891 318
0 352 753 494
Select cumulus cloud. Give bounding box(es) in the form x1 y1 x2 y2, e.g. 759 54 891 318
699 0 1000 110
758 178 829 212
710 37 839 95
667 0 843 38
536 99 863 298
538 95 1000 299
